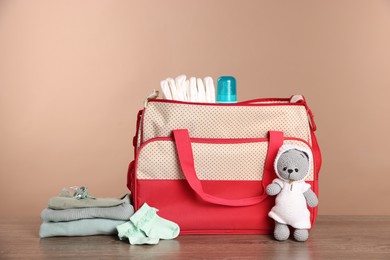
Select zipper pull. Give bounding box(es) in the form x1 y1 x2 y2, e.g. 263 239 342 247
290 95 304 103
144 90 159 108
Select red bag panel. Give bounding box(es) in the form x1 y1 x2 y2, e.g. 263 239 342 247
135 179 317 234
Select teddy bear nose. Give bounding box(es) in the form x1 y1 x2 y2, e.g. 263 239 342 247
288 169 293 173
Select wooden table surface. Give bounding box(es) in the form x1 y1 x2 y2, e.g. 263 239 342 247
0 216 389 259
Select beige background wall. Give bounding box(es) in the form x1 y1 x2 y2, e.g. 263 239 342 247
1 0 389 218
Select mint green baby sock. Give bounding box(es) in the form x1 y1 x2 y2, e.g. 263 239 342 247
116 221 159 245
130 203 180 240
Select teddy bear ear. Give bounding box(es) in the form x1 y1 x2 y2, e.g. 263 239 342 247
299 150 310 160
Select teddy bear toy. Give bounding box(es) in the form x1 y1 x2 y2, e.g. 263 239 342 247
266 144 318 242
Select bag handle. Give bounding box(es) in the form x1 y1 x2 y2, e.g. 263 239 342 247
172 129 284 207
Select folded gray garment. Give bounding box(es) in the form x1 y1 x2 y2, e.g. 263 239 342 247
39 218 127 238
41 202 134 222
48 194 129 210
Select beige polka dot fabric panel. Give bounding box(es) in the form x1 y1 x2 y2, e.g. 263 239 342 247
137 139 314 181
142 102 312 145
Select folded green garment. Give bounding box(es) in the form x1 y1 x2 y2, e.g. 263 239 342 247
39 218 126 238
48 195 128 210
41 202 134 222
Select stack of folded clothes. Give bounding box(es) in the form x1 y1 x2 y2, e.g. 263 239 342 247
39 186 134 238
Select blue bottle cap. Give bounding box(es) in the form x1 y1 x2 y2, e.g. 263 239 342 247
217 76 237 103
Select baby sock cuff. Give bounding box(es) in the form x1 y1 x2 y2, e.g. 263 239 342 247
130 203 180 240
116 220 159 245
129 203 157 234
117 222 141 240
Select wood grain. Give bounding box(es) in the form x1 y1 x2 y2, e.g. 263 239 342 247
0 216 389 259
